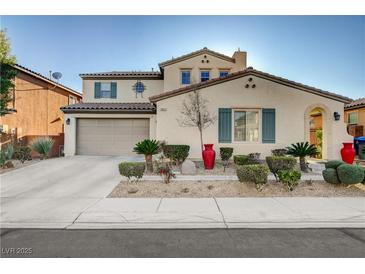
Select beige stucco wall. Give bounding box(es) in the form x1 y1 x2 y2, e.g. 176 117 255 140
82 79 163 103
162 52 246 91
64 113 156 156
155 75 352 160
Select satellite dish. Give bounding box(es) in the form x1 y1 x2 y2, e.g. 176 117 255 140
52 72 62 81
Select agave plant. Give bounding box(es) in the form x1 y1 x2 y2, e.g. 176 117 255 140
286 142 318 172
133 139 160 172
31 137 54 159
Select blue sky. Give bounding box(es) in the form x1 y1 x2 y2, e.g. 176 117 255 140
1 16 364 99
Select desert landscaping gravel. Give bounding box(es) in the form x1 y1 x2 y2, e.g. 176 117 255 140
109 180 365 198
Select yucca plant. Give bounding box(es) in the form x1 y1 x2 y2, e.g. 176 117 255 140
31 137 54 159
133 139 160 172
286 142 318 172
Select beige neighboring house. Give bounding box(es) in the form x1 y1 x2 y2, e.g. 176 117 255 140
61 47 352 159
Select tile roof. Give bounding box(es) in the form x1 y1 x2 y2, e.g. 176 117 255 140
60 102 156 114
149 67 352 104
345 98 365 109
79 71 162 79
14 64 82 97
158 47 236 68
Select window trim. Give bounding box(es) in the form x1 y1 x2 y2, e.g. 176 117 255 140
180 69 192 85
231 108 261 144
347 111 358 124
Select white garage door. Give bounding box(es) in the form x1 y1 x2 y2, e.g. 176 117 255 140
76 118 150 156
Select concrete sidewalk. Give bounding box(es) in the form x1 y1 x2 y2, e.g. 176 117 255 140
1 197 364 229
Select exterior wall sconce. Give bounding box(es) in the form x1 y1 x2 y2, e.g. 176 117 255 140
66 118 71 125
334 112 340 121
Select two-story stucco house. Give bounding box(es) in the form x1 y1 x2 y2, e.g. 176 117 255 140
61 47 352 159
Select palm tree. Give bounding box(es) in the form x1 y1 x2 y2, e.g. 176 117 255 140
286 142 318 172
133 139 160 172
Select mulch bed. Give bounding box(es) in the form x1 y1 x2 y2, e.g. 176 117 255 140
109 180 365 198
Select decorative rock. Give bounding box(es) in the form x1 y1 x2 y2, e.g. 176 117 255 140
127 188 139 194
181 159 197 175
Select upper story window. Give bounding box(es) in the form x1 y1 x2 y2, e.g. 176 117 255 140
95 82 117 99
100 83 112 98
181 70 191 85
200 70 210 82
69 95 77 105
219 70 229 78
348 112 358 124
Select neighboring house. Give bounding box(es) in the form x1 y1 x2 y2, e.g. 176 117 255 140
0 64 82 157
344 98 365 137
61 47 352 159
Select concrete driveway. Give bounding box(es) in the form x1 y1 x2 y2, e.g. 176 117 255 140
0 156 141 228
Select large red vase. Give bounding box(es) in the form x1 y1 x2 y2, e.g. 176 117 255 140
202 144 216 169
341 142 356 164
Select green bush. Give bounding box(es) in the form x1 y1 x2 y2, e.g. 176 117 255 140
220 147 233 172
325 160 344 169
233 155 249 165
31 137 54 159
271 148 288 156
236 164 269 190
322 168 340 184
14 146 32 163
278 169 301 191
119 162 145 182
0 145 14 168
265 156 297 180
337 164 365 185
162 145 190 166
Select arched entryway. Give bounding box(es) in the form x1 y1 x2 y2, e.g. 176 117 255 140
304 104 331 160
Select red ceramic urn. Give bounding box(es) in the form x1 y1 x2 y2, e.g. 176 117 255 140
340 142 356 164
202 144 216 169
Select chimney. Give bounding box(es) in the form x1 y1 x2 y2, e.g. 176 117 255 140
232 49 247 70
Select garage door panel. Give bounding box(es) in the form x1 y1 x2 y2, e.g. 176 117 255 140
76 118 149 156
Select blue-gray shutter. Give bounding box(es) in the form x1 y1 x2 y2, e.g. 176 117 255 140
218 108 232 143
94 82 101 98
111 82 117 98
262 108 276 143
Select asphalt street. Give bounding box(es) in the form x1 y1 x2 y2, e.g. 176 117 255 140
1 228 365 258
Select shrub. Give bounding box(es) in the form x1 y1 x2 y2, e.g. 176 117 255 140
322 168 341 184
236 164 269 190
337 164 365 185
325 160 344 169
234 155 249 165
286 142 318 172
220 147 233 172
155 155 176 184
278 170 301 191
119 162 145 182
0 144 14 168
271 148 288 156
248 153 261 164
14 146 32 163
162 145 190 167
265 156 297 180
31 137 54 159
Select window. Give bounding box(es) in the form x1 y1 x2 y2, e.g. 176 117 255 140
234 110 259 142
69 95 77 105
181 70 191 85
348 112 358 124
200 70 210 82
100 82 112 98
219 70 229 78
